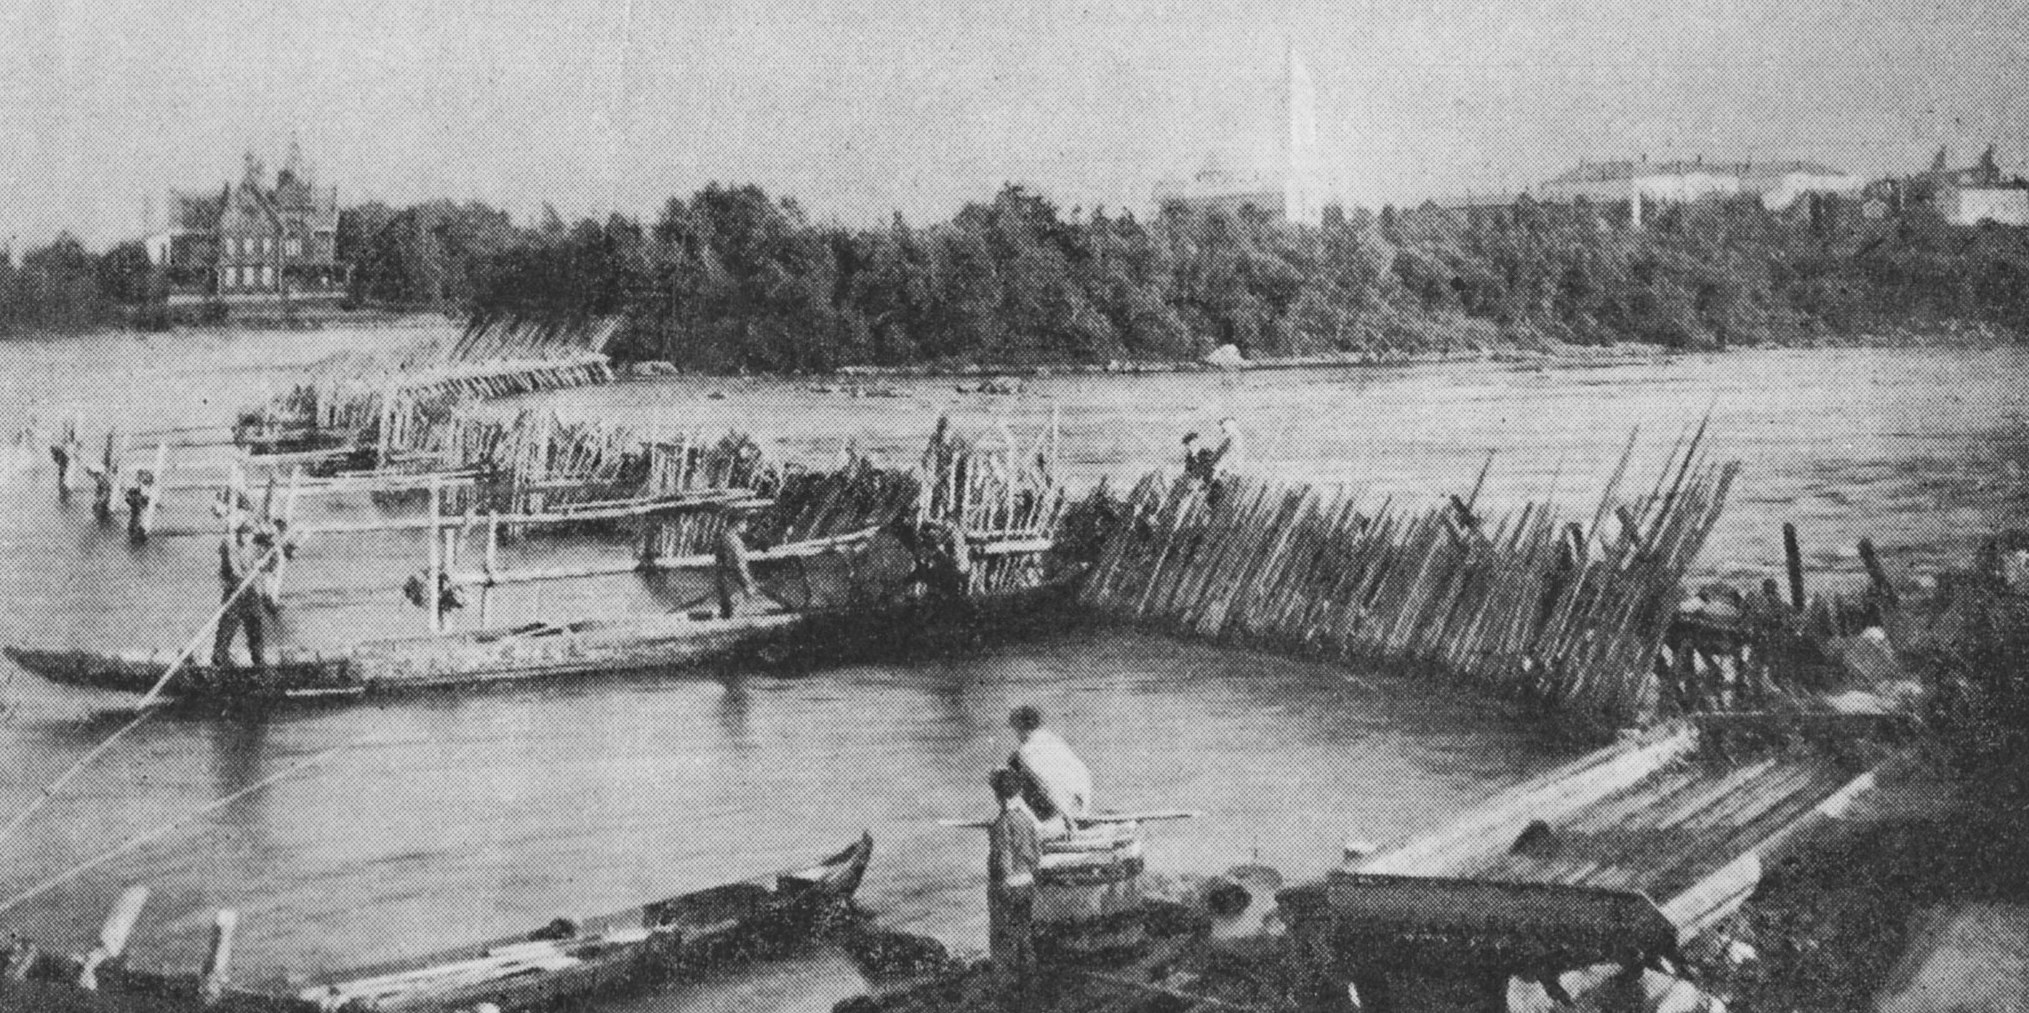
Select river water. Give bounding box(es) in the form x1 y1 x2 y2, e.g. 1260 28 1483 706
0 323 2020 1011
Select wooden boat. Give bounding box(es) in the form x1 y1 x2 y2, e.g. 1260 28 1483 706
3 576 1086 704
3 833 871 1013
5 610 805 702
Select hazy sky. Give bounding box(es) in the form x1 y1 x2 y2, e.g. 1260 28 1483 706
2 0 2024 247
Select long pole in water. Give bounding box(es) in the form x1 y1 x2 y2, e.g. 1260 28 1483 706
0 535 293 852
0 739 358 918
429 474 443 633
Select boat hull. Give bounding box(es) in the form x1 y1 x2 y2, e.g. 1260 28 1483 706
4 577 1085 704
1 834 872 1013
4 611 806 702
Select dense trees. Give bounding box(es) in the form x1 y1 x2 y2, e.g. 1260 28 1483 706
7 183 2029 363
514 184 2028 370
340 200 517 309
0 234 124 336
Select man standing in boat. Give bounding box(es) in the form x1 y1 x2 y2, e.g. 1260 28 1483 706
1008 705 1092 838
212 516 269 671
714 507 760 619
988 767 1041 1006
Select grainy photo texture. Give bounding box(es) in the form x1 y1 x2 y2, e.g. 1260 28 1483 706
0 2 2025 1011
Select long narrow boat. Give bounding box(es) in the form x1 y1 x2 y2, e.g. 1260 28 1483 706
3 834 871 1013
3 578 1084 704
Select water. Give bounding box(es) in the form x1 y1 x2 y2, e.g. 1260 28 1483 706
0 324 2021 1009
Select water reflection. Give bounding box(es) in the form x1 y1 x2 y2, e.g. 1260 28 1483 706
711 677 753 755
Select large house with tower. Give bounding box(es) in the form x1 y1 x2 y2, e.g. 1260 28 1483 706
148 145 347 305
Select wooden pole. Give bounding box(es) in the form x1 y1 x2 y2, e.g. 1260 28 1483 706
442 524 460 630
198 909 238 1004
74 885 150 990
428 474 443 634
1858 538 1898 606
480 511 499 626
0 741 355 919
1783 522 1806 610
141 442 168 535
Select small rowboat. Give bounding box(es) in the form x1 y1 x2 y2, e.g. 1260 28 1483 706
3 577 1084 705
2 833 872 1013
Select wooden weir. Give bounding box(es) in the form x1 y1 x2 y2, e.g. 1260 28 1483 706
1080 426 1738 733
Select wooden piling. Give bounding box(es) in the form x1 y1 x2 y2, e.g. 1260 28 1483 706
198 909 237 1004
1783 522 1806 610
427 475 443 634
1081 432 1735 734
74 885 149 991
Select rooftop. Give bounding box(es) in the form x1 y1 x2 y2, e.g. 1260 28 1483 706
1545 159 1847 184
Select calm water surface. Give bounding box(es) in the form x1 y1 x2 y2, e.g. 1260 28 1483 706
0 325 2020 1010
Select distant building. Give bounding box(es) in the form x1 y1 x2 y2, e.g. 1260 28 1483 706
1735 162 1866 211
1911 146 2029 226
1944 187 2029 226
1462 158 1867 225
1153 46 1326 226
1535 159 1742 208
151 144 346 305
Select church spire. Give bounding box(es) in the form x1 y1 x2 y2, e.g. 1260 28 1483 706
1283 41 1323 225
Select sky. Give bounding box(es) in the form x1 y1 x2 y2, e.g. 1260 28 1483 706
1 0 2025 248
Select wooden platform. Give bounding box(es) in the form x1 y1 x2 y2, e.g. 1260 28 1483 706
1436 751 1861 901
1285 718 1912 1011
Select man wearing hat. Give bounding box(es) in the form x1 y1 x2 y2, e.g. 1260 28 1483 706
212 515 268 669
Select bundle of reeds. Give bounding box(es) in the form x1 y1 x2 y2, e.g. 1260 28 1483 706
915 414 1062 541
421 315 622 371
912 416 1067 595
1081 426 1737 734
235 318 621 460
772 458 922 544
639 431 780 557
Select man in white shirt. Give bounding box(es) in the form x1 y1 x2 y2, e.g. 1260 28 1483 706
1007 705 1092 838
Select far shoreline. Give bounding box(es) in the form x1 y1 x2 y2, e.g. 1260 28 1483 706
4 312 2018 381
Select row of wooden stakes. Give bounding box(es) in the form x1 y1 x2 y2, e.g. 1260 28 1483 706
1081 425 1737 734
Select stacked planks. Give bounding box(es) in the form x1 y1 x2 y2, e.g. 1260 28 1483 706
1081 426 1738 733
1443 750 1857 899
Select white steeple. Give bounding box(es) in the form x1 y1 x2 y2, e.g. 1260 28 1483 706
1283 43 1324 225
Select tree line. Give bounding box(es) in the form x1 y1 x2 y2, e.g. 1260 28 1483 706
6 183 2027 366
467 183 2029 370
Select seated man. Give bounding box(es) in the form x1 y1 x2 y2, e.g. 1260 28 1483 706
1006 705 1092 839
